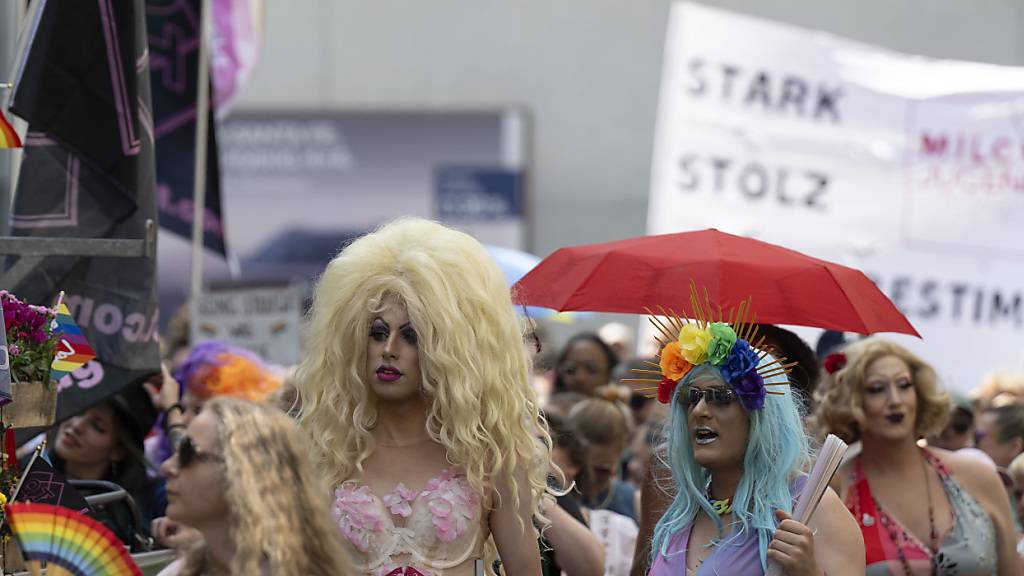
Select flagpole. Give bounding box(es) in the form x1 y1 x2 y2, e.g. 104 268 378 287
190 0 212 303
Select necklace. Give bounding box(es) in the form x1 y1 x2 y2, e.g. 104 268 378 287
707 497 733 516
922 451 939 576
875 450 938 576
704 478 733 515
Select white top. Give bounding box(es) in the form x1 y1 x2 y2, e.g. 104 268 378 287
155 558 186 576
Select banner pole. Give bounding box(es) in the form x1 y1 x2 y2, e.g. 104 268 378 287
190 0 212 302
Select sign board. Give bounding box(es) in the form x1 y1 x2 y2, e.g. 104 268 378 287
157 110 528 329
649 2 1024 392
190 286 303 365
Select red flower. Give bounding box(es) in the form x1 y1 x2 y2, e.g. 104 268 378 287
658 377 679 404
823 352 847 375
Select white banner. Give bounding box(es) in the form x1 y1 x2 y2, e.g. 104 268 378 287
190 286 303 366
649 2 1024 394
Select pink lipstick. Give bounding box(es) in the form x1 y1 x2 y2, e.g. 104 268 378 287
376 366 403 382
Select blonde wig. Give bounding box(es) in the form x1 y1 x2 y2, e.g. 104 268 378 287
180 398 353 575
295 218 550 539
815 338 951 443
974 370 1024 410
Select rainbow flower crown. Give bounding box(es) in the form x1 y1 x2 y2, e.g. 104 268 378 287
624 281 794 411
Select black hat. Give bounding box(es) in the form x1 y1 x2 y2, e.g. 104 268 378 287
107 381 159 448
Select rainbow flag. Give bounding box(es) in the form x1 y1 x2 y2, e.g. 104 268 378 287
50 303 97 381
0 111 20 148
5 502 142 575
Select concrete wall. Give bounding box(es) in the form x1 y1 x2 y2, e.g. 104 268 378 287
236 0 1024 255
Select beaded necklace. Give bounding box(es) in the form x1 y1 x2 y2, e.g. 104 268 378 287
874 451 938 576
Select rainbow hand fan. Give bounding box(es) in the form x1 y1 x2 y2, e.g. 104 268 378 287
4 502 142 576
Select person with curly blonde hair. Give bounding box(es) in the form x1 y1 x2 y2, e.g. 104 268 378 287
816 337 1019 575
156 397 352 575
295 218 550 575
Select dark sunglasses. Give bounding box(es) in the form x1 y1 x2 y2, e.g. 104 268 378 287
176 436 223 468
685 387 738 408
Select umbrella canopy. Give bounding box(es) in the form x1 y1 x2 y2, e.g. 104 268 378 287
512 229 918 336
485 245 588 322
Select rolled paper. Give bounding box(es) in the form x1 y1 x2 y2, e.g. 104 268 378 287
765 434 849 576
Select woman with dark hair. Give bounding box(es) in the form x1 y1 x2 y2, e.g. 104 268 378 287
554 333 620 396
49 382 162 550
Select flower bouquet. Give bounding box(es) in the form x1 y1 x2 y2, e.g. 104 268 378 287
0 290 59 428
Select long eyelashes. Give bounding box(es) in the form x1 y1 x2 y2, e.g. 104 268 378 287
369 326 389 342
369 322 418 345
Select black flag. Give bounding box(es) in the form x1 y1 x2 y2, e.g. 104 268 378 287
146 0 227 256
15 455 91 516
6 0 160 421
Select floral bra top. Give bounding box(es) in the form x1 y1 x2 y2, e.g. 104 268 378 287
333 467 487 576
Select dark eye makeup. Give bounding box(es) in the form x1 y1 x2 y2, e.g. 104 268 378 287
369 319 417 345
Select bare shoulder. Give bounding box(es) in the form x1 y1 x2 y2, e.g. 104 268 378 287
931 447 1010 515
809 487 865 575
933 448 1004 492
831 460 855 499
809 487 857 535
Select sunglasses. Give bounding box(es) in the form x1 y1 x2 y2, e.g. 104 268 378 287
176 436 223 468
685 387 738 408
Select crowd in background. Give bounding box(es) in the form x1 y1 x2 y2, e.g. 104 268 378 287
35 268 1024 575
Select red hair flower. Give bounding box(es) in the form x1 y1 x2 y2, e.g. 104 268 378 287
658 377 679 404
823 352 847 375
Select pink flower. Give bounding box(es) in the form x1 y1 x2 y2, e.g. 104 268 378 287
381 483 418 518
332 484 384 552
8 344 19 357
31 329 47 344
421 469 479 542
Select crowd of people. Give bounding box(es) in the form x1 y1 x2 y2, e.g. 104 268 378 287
36 217 1024 575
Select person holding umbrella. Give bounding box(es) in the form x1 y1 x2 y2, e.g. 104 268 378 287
633 289 862 575
816 338 1018 575
631 324 823 575
294 218 550 575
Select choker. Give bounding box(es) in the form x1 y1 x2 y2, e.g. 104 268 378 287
707 496 733 515
705 479 732 515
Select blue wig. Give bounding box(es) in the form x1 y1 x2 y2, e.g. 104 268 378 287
650 354 811 570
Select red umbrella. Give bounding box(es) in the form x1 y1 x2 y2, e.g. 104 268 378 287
512 229 918 336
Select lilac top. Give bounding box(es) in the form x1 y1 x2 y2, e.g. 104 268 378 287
649 476 808 576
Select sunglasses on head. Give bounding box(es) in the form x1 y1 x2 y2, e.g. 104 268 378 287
685 387 738 408
176 436 223 468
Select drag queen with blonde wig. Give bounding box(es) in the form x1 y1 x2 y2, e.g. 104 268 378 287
295 218 550 575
